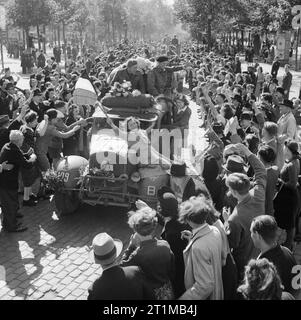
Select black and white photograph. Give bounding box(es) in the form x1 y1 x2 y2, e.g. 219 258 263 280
0 0 301 308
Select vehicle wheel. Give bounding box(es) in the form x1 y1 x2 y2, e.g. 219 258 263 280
54 190 81 217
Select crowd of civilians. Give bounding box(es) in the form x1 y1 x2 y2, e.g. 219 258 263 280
0 39 301 300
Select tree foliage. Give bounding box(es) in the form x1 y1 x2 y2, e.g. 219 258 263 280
7 0 56 30
174 0 300 38
67 0 91 36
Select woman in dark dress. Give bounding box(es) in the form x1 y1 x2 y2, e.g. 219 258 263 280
20 111 48 206
157 191 188 299
63 104 80 156
274 140 300 250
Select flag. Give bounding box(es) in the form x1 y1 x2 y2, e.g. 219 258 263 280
73 77 97 106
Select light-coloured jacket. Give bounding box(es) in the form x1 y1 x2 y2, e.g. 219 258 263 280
277 112 297 140
179 224 224 300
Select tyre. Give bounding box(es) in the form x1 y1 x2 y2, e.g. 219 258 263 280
54 190 81 217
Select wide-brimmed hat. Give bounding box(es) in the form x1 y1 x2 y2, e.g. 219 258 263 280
276 87 285 96
222 155 248 174
156 56 169 63
170 163 187 177
240 112 252 121
281 99 294 109
285 140 300 156
33 88 42 97
5 83 15 91
90 233 123 267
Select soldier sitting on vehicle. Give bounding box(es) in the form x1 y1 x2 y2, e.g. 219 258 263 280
109 59 146 93
147 56 184 98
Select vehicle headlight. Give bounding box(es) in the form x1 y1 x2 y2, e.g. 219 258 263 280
131 172 141 183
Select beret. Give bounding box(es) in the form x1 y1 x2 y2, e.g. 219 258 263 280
156 56 169 63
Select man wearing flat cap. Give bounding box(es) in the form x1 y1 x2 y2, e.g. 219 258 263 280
147 56 184 98
109 59 145 93
29 89 45 122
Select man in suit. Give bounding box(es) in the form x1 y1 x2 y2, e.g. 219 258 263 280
282 64 293 100
29 89 45 122
164 94 191 158
225 143 267 280
178 197 224 300
271 56 281 79
0 130 37 233
87 233 154 300
251 215 298 297
234 56 242 74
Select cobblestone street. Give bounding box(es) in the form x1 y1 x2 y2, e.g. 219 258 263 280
0 200 131 300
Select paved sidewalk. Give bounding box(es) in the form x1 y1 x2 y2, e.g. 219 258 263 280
242 61 301 99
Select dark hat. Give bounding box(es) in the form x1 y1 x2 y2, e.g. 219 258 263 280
222 155 248 174
170 163 187 177
33 89 42 97
212 122 224 135
282 99 294 109
240 112 252 121
174 93 189 106
276 87 285 96
36 74 44 81
156 56 169 63
5 83 15 90
0 115 10 126
285 140 299 156
232 94 242 104
203 155 219 181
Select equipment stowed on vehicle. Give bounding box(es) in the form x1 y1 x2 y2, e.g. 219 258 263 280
53 94 174 214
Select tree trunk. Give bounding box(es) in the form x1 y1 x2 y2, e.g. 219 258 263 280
43 25 46 52
112 15 115 44
37 25 41 50
58 25 61 49
241 29 244 51
25 28 30 49
62 23 67 65
53 25 57 45
23 29 26 49
207 20 212 51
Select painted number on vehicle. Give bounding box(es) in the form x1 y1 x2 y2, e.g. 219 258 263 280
58 172 70 183
147 186 156 196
